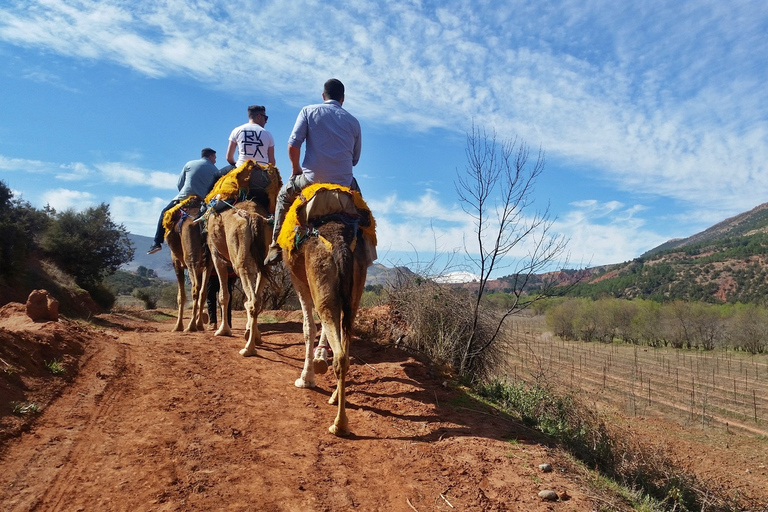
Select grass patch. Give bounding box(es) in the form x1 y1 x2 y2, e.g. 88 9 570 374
11 401 41 415
44 359 66 375
257 314 281 324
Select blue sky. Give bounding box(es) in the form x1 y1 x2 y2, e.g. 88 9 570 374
1 1 767 279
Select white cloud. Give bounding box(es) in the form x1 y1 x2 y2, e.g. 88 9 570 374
95 162 177 190
553 200 667 266
109 195 168 237
0 155 50 173
56 162 90 181
41 188 95 212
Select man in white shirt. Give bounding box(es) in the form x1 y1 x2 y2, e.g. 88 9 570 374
226 105 276 197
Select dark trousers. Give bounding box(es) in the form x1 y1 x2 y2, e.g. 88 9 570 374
207 273 234 325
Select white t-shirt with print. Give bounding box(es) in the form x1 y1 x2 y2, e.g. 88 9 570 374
229 123 275 166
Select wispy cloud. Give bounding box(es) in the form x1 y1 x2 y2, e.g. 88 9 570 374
2 0 767 271
2 1 765 216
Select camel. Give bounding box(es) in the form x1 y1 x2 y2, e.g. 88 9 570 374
281 184 376 436
164 197 211 332
204 161 282 356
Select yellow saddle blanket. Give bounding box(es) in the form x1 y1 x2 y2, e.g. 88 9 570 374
162 196 202 235
205 161 282 213
277 183 377 265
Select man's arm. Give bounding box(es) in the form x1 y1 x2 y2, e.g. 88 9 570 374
288 144 303 176
177 166 187 191
267 145 276 165
226 140 237 166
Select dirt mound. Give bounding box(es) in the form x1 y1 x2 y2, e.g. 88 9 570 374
0 302 109 447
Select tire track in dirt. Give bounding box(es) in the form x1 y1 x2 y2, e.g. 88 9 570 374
0 331 127 512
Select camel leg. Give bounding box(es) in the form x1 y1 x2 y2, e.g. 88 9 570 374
172 262 186 332
328 331 350 437
313 326 331 375
213 257 232 337
293 278 318 388
311 287 348 435
184 266 201 332
238 267 265 357
195 263 211 331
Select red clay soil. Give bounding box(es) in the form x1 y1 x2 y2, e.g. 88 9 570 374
2 303 767 511
0 304 600 512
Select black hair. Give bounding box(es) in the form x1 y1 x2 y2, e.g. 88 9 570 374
248 105 266 119
201 147 216 158
323 79 345 101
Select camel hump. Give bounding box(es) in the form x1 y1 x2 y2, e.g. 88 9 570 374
301 188 359 223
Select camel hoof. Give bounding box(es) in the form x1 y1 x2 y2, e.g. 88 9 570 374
239 348 256 357
329 424 350 437
215 328 232 337
295 377 316 388
313 358 329 375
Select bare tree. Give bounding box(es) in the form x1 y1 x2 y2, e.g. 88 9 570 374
455 126 568 376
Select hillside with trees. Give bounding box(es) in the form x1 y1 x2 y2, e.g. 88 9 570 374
495 201 768 305
0 180 134 314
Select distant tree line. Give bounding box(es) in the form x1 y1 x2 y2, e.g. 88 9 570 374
545 297 768 354
0 180 134 309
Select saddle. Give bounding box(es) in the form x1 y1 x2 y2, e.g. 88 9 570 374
205 161 282 214
162 196 204 236
277 183 377 266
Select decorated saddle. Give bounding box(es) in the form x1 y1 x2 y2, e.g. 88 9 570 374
162 196 204 236
276 183 377 266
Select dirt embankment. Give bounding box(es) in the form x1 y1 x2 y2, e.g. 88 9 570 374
0 304 603 511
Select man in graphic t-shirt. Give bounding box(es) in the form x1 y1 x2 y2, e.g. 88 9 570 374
225 105 276 199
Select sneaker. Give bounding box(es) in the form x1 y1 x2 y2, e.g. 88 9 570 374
264 244 282 265
147 243 162 255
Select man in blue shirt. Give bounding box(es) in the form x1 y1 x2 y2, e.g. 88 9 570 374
147 148 224 254
264 78 362 264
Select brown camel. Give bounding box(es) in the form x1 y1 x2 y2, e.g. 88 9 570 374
281 184 376 436
164 197 211 332
204 161 282 356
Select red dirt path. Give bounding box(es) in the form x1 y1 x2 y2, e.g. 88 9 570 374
0 305 599 511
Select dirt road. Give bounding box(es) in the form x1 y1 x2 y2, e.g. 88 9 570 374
0 306 595 511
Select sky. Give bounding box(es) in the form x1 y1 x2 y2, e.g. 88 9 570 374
1 0 767 279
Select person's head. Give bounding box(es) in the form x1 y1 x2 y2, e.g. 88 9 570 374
201 147 217 162
248 105 268 126
322 78 345 102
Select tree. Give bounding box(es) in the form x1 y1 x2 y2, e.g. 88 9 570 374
0 180 51 277
41 204 135 287
454 126 568 377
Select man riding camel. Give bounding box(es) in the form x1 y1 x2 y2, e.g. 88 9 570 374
148 148 224 255
264 78 361 265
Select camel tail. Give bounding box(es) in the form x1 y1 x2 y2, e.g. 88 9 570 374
333 231 355 338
